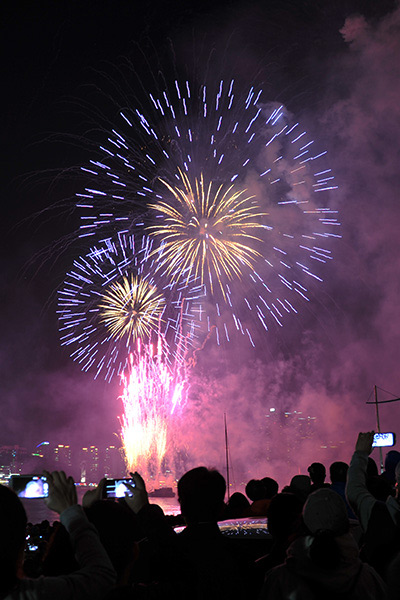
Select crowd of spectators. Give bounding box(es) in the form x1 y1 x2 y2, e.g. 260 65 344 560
1 431 400 599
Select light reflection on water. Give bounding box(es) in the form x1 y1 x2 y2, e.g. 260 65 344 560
21 493 270 539
21 487 181 524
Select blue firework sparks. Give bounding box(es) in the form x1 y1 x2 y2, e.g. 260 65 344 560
75 79 340 346
57 231 202 381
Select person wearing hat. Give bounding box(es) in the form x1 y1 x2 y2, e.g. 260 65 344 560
259 488 386 599
287 475 312 505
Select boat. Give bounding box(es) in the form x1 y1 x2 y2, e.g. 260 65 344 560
148 486 175 498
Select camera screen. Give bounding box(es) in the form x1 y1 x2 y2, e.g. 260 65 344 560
10 476 49 498
105 478 135 498
372 432 395 447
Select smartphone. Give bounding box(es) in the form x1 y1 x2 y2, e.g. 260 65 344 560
372 432 396 448
9 475 49 498
103 478 135 499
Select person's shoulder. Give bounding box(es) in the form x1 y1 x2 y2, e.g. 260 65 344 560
261 562 294 599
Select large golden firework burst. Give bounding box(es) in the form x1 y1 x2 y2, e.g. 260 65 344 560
99 275 165 342
149 169 266 298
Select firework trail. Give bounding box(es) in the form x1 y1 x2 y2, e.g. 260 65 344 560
119 338 187 479
76 79 340 346
58 231 202 382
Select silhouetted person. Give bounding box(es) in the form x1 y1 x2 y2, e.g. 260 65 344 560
380 450 400 488
246 479 265 502
308 462 329 492
245 477 278 516
287 474 311 505
225 492 250 518
85 501 140 586
0 471 115 599
366 475 394 501
330 461 357 519
255 492 302 575
367 456 379 478
365 456 393 501
261 477 279 499
83 474 179 599
176 466 253 599
260 488 386 599
347 432 400 580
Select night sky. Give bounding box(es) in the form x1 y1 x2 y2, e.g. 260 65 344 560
2 0 400 483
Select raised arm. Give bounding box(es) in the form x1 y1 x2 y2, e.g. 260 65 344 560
28 471 116 600
345 432 376 531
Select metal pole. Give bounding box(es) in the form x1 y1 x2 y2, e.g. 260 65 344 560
224 413 230 500
374 385 384 473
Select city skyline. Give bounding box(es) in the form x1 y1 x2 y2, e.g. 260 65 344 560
0 441 125 484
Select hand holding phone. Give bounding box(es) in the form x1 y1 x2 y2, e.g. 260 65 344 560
123 472 149 514
355 431 375 455
82 478 106 508
43 470 77 514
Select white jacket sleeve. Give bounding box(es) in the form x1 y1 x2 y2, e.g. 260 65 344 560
12 505 116 600
346 450 375 532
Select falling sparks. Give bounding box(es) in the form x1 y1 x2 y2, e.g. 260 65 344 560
119 338 187 479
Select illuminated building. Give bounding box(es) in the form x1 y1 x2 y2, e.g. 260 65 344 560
54 444 72 471
264 408 317 468
104 445 124 477
0 445 29 477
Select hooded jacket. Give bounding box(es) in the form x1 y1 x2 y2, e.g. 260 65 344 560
259 532 386 600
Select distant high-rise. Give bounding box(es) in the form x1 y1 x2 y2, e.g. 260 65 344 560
264 408 317 468
88 446 100 483
104 445 125 477
54 444 72 472
79 447 89 483
0 445 29 477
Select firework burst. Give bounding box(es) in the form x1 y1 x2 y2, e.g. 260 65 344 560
58 231 202 381
76 79 340 345
149 168 266 299
99 274 165 342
